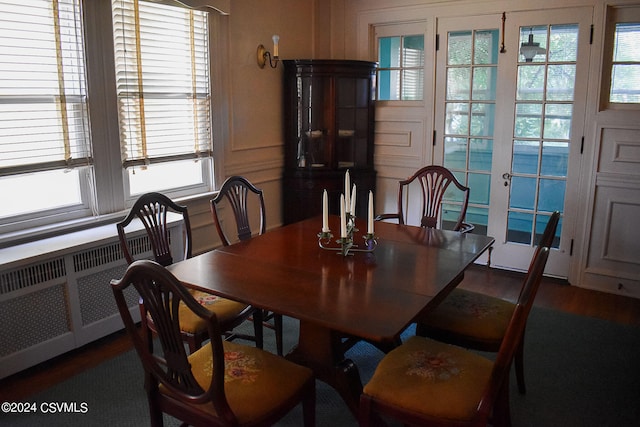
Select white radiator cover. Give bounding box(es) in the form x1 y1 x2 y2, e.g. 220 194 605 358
0 218 184 379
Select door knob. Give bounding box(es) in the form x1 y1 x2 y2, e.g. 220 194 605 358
502 172 512 187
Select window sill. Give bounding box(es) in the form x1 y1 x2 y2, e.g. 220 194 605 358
0 213 127 269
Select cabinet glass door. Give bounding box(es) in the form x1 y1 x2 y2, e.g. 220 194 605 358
336 76 371 169
297 76 330 168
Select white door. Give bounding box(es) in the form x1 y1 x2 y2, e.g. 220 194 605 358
434 8 593 277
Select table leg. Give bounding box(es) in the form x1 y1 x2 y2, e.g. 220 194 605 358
285 321 363 417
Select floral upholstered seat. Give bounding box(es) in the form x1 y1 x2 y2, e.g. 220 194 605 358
363 335 493 422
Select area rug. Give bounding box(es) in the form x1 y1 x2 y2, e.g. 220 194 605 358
2 307 639 426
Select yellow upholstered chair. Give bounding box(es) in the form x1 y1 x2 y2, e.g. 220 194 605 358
359 247 550 427
211 176 284 356
375 165 474 233
117 192 261 353
415 210 560 394
111 260 315 427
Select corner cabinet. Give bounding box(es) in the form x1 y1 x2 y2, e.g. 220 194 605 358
282 59 377 224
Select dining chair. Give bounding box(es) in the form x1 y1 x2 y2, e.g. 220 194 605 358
359 246 550 427
111 260 315 427
415 210 560 394
211 176 284 356
117 192 262 353
375 165 474 233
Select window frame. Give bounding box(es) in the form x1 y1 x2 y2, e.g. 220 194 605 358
0 0 227 246
600 5 640 111
374 21 428 106
111 0 215 202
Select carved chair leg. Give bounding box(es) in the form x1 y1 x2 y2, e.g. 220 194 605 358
274 313 284 356
302 380 316 427
252 309 264 349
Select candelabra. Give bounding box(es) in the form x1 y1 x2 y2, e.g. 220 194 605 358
318 213 377 256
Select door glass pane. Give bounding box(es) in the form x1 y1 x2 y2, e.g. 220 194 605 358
514 103 542 138
510 176 536 209
541 141 569 176
444 137 467 169
534 214 561 248
443 28 498 234
448 31 472 65
447 68 471 100
508 211 533 244
547 64 576 101
474 30 500 64
549 25 578 62
470 103 495 136
472 67 497 100
445 103 469 134
518 26 547 63
467 206 488 234
442 203 462 225
538 179 566 212
469 138 492 171
543 103 573 139
468 173 490 204
517 65 545 100
512 140 540 174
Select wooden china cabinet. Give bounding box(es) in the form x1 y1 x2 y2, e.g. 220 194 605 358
282 59 377 225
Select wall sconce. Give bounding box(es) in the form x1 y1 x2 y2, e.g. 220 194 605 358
520 29 546 62
257 34 280 69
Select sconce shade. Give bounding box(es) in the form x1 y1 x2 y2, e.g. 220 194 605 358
520 32 546 62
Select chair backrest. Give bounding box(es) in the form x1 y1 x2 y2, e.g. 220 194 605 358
537 210 561 249
211 176 266 246
476 246 550 421
117 192 192 267
111 260 236 423
396 165 470 231
516 210 559 302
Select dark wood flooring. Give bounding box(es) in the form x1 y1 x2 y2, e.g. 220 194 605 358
1 265 639 403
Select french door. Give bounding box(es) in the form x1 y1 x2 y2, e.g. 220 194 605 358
434 9 592 277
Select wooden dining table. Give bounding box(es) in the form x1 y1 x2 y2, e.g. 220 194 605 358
167 215 494 416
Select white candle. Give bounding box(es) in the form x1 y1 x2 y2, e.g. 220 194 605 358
340 194 347 238
350 184 356 215
344 170 350 214
322 189 329 233
368 191 374 234
272 34 280 57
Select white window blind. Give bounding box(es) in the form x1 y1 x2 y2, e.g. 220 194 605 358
610 22 640 103
0 0 91 177
112 0 212 169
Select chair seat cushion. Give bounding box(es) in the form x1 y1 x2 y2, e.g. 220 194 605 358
363 335 493 422
178 290 249 334
181 341 313 424
418 288 514 344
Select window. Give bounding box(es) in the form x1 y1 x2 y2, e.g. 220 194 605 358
0 0 93 225
112 0 214 198
609 22 640 103
0 0 220 241
602 6 640 108
375 23 426 101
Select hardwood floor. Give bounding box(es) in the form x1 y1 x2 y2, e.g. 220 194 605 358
1 265 639 403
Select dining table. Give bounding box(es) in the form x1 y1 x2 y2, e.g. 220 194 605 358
167 215 494 416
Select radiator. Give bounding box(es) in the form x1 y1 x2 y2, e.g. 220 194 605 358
0 220 184 379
